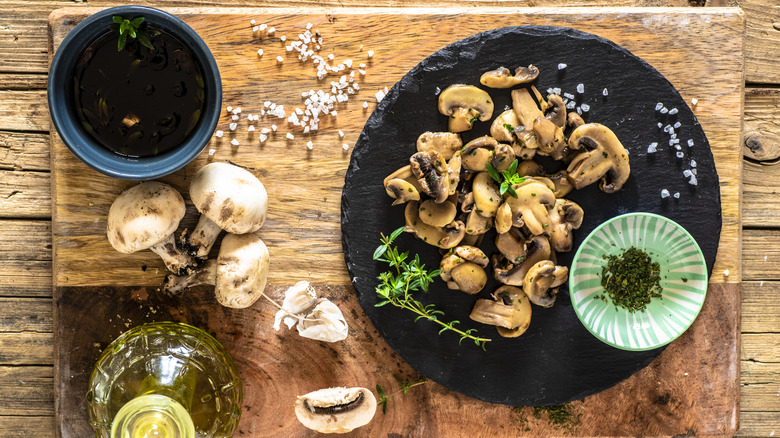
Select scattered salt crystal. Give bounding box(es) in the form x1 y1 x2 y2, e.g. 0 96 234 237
669 107 679 115
673 192 680 199
676 151 684 158
691 98 698 106
580 103 590 112
375 89 386 102
576 107 582 115
367 50 374 58
208 148 216 156
691 168 697 176
689 174 698 185
338 130 344 138
248 126 255 132
276 56 284 63
306 141 313 150
647 142 658 153
229 123 237 131
683 170 692 177
602 88 608 96
303 126 310 134
272 125 278 132
675 144 682 151
723 269 729 276
342 143 349 151
268 27 275 34
687 139 694 147
264 101 271 108
306 23 313 30
344 59 353 68
234 107 241 114
435 86 441 95
252 26 259 32
231 138 240 146
231 114 239 121
657 122 663 128
358 69 366 76
673 121 682 129
259 134 268 142
690 159 697 168
655 102 663 111
259 24 267 31
661 189 670 198
558 63 567 70
286 133 294 140
576 83 584 93
226 106 233 113
363 101 368 109
660 107 669 114
552 87 561 95
563 92 575 100
566 101 576 110
328 53 335 60
281 35 287 42
250 19 256 25
215 130 223 138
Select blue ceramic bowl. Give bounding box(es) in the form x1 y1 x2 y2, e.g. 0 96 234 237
48 6 221 180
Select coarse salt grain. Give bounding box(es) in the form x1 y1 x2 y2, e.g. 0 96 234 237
231 114 239 121
208 149 216 156
276 56 284 63
683 169 692 178
661 189 670 198
690 159 697 168
231 138 240 146
673 192 680 199
689 174 698 185
367 50 374 58
261 128 270 134
286 133 294 140
259 24 267 31
259 134 268 142
655 102 663 111
576 83 584 93
723 269 729 276
673 121 682 129
306 141 313 150
226 106 233 113
691 98 698 106
229 123 237 131
647 142 658 153
558 63 567 70
669 108 679 115
676 151 684 158
338 130 344 138
268 27 275 34
660 107 669 114
272 125 278 131
602 88 608 96
657 122 663 128
248 126 255 132
250 19 256 25
342 143 349 150
580 103 590 112
687 139 694 147
566 101 576 110
252 26 259 32
215 130 223 138
363 101 368 109
563 92 575 100
281 35 287 42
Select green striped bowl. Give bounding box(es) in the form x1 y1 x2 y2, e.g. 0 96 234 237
569 212 708 351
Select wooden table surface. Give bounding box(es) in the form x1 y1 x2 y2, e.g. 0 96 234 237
0 0 777 437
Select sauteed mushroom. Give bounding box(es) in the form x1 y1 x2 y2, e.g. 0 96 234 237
567 123 631 193
438 84 494 132
480 65 540 88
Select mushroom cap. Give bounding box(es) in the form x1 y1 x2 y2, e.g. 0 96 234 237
490 109 521 142
504 178 556 236
107 181 186 254
545 94 567 128
493 235 551 286
214 233 270 309
472 171 501 218
523 260 568 308
448 261 488 294
438 84 494 120
410 151 450 203
469 285 532 333
416 131 463 160
190 162 269 234
566 123 631 193
404 201 465 249
480 65 540 88
294 387 377 434
419 199 457 227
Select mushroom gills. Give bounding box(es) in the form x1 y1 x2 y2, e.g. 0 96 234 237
294 387 377 434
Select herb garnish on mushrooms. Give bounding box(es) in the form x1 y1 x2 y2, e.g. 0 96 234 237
373 227 491 349
485 159 526 198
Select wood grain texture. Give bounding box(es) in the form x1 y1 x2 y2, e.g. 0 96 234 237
742 281 780 333
0 131 51 171
743 229 780 280
48 7 744 437
743 88 780 161
0 366 53 416
0 416 56 438
0 90 48 131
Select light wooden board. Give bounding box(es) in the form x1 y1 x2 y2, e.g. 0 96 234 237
50 7 744 437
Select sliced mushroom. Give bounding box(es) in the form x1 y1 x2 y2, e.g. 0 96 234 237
546 199 584 253
567 123 631 193
511 88 544 130
545 170 574 198
495 227 528 263
490 109 520 142
404 201 465 248
419 199 457 227
461 136 498 172
493 235 551 286
447 151 462 196
567 112 585 129
470 286 532 337
515 160 544 178
416 131 463 160
184 162 268 259
455 245 489 267
164 233 270 309
523 260 568 308
438 85 494 132
448 262 488 294
107 182 194 275
545 94 567 128
504 178 555 236
480 65 540 88
384 165 424 205
464 209 493 235
494 202 513 234
294 387 377 434
533 117 567 160
472 171 501 218
410 150 450 203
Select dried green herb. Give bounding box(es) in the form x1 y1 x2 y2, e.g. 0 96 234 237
373 227 491 349
600 247 663 312
532 403 582 432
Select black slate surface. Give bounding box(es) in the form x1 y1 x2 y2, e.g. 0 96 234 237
341 26 721 406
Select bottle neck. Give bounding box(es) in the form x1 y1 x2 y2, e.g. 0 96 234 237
111 394 195 438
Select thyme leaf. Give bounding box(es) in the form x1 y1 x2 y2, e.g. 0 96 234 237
112 15 154 51
486 159 525 198
375 376 427 414
373 227 491 349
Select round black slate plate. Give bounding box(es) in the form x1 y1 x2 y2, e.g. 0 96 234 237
341 26 721 406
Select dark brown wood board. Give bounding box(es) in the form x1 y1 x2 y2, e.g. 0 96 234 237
49 7 744 437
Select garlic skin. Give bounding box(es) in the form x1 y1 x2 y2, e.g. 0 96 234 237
273 281 348 342
297 300 348 342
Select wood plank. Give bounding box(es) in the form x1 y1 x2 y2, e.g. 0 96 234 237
0 416 55 438
741 383 780 413
742 88 780 161
0 220 50 261
743 160 780 227
0 131 50 171
0 73 47 90
742 359 780 384
736 0 780 85
0 90 48 131
0 171 51 218
736 412 780 437
0 332 53 365
743 229 780 280
0 366 53 416
742 281 780 333
0 298 52 333
0 261 53 298
742 333 780 363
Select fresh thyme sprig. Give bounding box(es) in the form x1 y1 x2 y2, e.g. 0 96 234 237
112 16 154 51
373 227 491 349
376 375 428 414
486 159 526 199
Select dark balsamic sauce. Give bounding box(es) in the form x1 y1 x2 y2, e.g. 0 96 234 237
73 25 205 158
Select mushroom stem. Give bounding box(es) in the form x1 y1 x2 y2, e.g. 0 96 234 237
185 214 224 258
164 259 218 295
148 234 197 276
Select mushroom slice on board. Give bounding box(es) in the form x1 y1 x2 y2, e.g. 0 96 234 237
438 85 495 132
523 260 569 308
567 112 585 129
439 245 490 294
410 150 450 203
419 199 457 227
545 94 567 128
295 387 377 434
461 136 515 172
469 285 532 337
416 131 463 160
533 116 567 160
504 178 556 236
184 162 268 259
494 202 513 234
472 171 502 218
404 201 465 249
383 165 424 205
479 65 540 88
494 227 528 263
566 123 631 193
493 235 552 286
164 233 270 309
107 181 194 275
546 199 584 253
490 109 521 143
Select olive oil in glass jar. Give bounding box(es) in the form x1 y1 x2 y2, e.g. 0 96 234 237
86 322 242 438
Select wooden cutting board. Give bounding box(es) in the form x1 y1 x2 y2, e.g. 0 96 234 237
49 7 744 437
